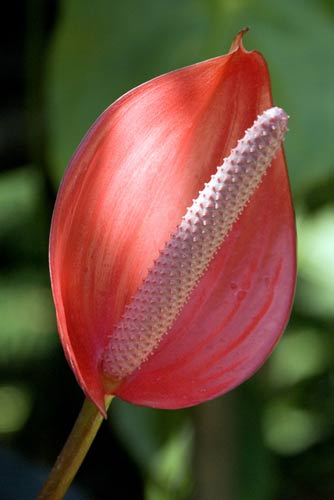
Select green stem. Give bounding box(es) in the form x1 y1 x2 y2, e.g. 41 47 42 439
36 395 113 500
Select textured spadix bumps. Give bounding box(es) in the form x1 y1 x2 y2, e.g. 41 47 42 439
103 107 289 380
49 33 296 414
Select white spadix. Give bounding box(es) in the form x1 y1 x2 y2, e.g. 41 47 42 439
103 107 289 380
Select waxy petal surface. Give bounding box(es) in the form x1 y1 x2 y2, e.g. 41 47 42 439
49 36 296 413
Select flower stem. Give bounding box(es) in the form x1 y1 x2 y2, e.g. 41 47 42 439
36 395 113 500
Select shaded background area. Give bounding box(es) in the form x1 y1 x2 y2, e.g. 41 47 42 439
0 1 333 499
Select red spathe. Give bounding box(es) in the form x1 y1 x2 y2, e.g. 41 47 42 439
49 33 296 414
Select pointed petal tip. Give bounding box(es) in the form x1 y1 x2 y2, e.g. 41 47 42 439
229 27 250 53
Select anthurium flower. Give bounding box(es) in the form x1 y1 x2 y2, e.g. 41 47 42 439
49 31 296 415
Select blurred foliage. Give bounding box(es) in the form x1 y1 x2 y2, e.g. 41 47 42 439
0 1 333 499
108 399 193 499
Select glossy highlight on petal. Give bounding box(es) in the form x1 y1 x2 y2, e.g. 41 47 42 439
49 31 296 413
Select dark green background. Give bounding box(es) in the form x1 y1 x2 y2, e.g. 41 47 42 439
0 1 333 499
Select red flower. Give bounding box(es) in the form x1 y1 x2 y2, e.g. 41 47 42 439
49 31 296 415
